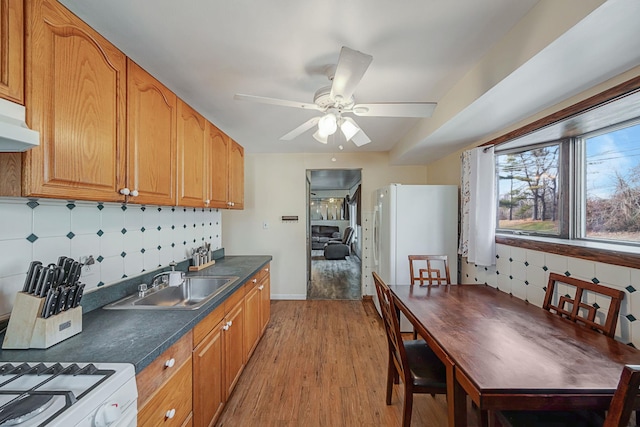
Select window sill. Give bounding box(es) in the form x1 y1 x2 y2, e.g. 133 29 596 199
495 234 640 270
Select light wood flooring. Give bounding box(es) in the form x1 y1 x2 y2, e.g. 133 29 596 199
216 300 478 426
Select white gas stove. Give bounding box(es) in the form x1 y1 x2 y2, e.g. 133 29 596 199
0 362 137 426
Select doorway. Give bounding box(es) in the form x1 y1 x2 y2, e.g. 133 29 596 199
306 169 362 300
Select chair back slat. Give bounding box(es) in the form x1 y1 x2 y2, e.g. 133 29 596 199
408 255 451 286
603 365 640 427
543 273 624 338
373 272 410 386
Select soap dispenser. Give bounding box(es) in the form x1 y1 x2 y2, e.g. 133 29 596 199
168 262 185 287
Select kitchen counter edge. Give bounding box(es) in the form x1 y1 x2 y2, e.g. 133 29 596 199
0 255 272 374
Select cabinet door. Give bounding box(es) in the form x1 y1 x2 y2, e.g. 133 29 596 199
260 270 271 334
24 0 126 201
127 59 177 205
177 100 206 207
193 320 225 427
243 284 261 360
206 122 228 209
225 299 245 398
228 138 244 209
0 0 23 103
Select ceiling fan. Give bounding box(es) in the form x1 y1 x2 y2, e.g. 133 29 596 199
234 46 437 147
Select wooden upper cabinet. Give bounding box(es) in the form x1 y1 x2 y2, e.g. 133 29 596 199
228 139 244 209
177 100 206 207
206 122 229 209
127 59 177 205
0 0 23 103
24 0 126 201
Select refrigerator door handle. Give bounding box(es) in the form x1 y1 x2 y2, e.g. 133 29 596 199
373 205 380 267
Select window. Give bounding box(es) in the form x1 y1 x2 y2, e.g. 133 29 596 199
582 121 640 243
496 118 640 247
497 144 561 236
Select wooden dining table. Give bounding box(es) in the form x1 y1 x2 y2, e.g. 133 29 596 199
388 284 640 427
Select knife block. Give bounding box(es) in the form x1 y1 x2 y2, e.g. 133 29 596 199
2 292 82 349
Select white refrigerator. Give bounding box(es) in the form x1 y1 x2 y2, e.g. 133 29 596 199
372 184 458 331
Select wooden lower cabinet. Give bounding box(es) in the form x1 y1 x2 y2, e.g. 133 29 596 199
137 332 193 427
193 317 225 427
139 268 271 427
191 286 245 427
244 263 271 359
224 298 245 398
244 280 261 360
259 267 271 334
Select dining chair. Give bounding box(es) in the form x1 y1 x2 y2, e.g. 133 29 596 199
408 255 451 339
408 255 451 287
493 364 640 427
543 272 625 338
493 273 630 427
372 272 447 427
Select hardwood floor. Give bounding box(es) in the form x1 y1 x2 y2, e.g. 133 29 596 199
216 300 476 426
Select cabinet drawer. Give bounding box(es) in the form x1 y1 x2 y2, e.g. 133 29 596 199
137 331 192 406
224 286 244 314
138 357 192 427
243 272 261 293
193 303 224 347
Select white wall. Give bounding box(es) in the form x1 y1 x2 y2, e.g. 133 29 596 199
221 152 428 299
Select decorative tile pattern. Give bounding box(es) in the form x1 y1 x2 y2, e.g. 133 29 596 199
0 198 222 317
461 242 640 347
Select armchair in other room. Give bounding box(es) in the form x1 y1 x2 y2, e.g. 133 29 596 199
324 227 355 260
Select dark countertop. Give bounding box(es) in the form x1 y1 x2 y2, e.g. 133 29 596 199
0 255 272 374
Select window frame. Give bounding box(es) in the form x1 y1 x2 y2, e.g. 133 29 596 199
487 75 640 270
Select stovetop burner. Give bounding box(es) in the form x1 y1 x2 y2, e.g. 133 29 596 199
0 363 115 426
0 394 54 425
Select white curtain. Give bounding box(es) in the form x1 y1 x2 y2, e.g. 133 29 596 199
458 146 496 266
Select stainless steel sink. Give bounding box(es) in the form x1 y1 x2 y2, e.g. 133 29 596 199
103 276 239 310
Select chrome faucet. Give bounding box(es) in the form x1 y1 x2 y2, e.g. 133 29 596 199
150 272 170 288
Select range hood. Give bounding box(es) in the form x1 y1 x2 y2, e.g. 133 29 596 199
0 98 39 152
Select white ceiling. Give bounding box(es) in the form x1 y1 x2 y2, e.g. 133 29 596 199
58 0 640 164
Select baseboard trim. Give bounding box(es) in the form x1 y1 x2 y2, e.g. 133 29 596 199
271 294 307 300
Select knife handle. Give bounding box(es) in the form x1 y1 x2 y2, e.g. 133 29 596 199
23 261 42 292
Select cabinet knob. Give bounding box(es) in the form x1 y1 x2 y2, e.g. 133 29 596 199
265 268 269 272
165 358 175 368
252 279 257 283
205 199 210 206
227 201 232 206
222 324 229 331
130 189 139 197
227 320 233 327
119 188 130 196
165 409 176 419
231 202 235 206
258 285 264 291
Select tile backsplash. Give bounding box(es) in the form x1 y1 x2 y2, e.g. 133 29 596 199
0 197 222 317
462 243 640 347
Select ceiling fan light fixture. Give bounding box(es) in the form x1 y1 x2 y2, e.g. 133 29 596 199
318 113 337 136
340 119 360 141
312 130 328 144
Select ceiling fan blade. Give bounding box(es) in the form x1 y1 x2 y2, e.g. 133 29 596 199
280 116 320 141
234 94 321 111
351 102 437 117
329 47 373 103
